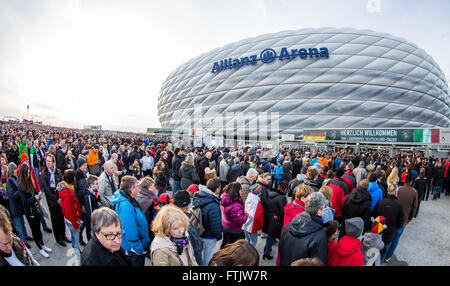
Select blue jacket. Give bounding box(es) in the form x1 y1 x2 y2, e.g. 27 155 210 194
368 182 383 212
272 165 283 180
111 190 150 254
191 186 222 240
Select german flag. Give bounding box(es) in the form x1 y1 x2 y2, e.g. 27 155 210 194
304 131 326 140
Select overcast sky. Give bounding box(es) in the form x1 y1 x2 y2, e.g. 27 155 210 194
0 0 449 133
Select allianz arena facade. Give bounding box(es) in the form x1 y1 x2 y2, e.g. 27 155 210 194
158 27 450 141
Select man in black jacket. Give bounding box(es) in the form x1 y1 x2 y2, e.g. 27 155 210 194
198 152 212 185
39 154 69 247
278 192 328 266
81 208 131 266
75 157 90 245
341 180 373 236
371 184 406 264
171 148 184 197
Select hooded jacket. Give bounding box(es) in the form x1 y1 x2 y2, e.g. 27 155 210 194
227 164 242 183
191 185 222 240
371 195 406 245
342 186 373 233
220 192 248 233
57 181 82 229
303 177 321 192
360 232 384 266
135 187 155 218
150 234 198 266
327 236 364 266
266 189 287 238
242 192 264 233
278 211 328 266
282 199 305 229
180 162 198 191
111 190 150 254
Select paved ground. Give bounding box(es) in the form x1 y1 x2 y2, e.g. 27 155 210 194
29 191 450 266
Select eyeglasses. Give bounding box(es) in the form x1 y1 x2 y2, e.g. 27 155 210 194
99 230 125 240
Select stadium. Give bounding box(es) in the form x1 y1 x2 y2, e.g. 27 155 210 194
158 27 449 147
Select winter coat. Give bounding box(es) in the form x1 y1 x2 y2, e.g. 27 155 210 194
85 188 103 221
6 177 25 218
198 157 210 185
257 181 272 234
191 185 222 240
282 160 293 182
342 186 372 233
180 162 198 191
39 167 63 208
397 185 418 223
360 232 384 266
242 192 264 233
261 159 271 173
327 177 349 218
413 174 427 200
368 182 384 212
98 171 118 208
272 165 283 180
371 195 406 245
171 154 184 181
56 149 68 174
342 170 357 194
303 177 321 192
266 189 287 238
111 190 150 254
236 176 253 202
135 187 156 219
185 211 203 266
288 174 307 199
327 236 364 266
433 167 445 186
81 236 132 266
278 211 328 266
240 161 250 178
74 169 89 208
226 165 242 183
150 235 198 266
220 192 248 233
219 159 231 182
57 181 82 230
283 199 305 229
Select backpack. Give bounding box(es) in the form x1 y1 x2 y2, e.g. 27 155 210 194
189 206 205 236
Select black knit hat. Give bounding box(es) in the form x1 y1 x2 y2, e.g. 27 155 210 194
77 158 87 169
173 190 191 208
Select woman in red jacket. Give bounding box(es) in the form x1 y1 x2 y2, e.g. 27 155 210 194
57 169 82 254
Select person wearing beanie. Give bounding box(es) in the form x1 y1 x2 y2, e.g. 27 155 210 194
226 158 242 184
172 190 203 266
74 155 90 246
360 216 386 266
158 193 172 207
242 184 264 247
327 217 364 266
187 184 200 197
278 192 328 266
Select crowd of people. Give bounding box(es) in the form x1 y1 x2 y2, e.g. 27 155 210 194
0 121 449 266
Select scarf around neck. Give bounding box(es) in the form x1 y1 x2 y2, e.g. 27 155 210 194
170 235 189 255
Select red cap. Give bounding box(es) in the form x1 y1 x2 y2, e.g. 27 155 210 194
158 193 172 204
187 184 199 193
20 151 29 163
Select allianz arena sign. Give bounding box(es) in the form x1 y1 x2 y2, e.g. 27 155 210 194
211 47 329 73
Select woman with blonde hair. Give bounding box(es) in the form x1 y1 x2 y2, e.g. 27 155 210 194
150 205 198 266
387 167 399 188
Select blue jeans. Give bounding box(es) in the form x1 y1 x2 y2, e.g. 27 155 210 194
380 241 392 263
39 208 49 229
264 235 276 255
13 216 29 241
434 185 442 199
245 231 258 247
65 221 80 250
172 180 181 197
201 237 217 266
385 226 405 260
